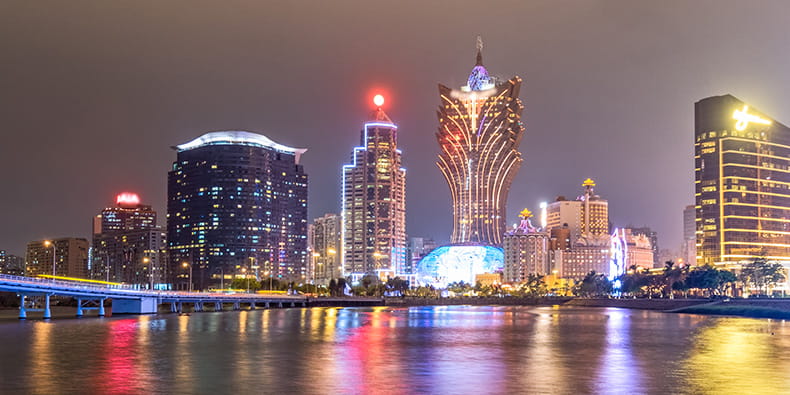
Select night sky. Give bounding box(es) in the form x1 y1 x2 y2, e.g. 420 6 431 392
2 1 790 256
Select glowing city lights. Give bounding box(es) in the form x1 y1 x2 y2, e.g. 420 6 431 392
733 105 771 131
116 193 140 206
373 94 385 107
416 245 504 288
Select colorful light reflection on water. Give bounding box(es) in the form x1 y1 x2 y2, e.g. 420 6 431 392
1 306 789 394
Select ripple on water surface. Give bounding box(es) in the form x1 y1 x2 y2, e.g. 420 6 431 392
0 306 788 394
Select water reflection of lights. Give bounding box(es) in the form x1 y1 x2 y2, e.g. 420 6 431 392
595 309 640 393
99 318 154 394
29 322 56 394
683 318 790 393
172 315 193 394
520 307 568 394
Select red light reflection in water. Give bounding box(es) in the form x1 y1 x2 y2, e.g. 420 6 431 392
95 319 147 394
336 308 408 392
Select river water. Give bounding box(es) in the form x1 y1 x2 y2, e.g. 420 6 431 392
0 305 788 394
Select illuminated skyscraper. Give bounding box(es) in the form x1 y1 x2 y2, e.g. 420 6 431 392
342 95 406 281
92 193 157 235
168 131 308 290
91 193 166 287
436 37 524 245
695 95 790 266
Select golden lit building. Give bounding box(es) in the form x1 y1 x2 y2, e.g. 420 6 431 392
695 95 790 266
545 179 609 244
342 96 406 282
436 37 524 246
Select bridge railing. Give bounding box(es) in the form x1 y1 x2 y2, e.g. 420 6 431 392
0 274 305 300
0 273 137 292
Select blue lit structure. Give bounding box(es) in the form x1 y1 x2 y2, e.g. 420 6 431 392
415 245 504 288
609 228 627 280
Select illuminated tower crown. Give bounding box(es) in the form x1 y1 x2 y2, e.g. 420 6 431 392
436 37 525 245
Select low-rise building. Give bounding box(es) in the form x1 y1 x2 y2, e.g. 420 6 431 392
26 238 89 278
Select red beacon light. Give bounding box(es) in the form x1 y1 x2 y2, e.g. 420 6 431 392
373 94 385 108
116 192 140 207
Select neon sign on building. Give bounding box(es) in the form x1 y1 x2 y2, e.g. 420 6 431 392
116 192 140 207
733 105 771 131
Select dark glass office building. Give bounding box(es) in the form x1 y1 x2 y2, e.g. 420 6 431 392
695 94 790 267
168 131 308 290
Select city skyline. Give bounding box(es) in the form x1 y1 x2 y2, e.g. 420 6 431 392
4 2 790 256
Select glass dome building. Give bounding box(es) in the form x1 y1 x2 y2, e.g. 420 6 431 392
415 245 504 288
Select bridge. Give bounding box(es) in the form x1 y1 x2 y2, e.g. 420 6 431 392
0 274 308 319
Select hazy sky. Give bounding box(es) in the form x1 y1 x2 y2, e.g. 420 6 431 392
2 1 790 256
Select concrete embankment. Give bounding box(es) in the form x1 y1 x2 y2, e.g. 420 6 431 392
307 297 384 307
564 298 711 311
385 297 573 307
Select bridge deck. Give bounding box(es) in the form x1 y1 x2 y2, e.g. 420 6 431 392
0 274 306 303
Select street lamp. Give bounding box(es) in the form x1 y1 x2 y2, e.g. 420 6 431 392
242 267 250 293
249 257 259 281
327 247 337 281
104 252 111 283
265 266 273 290
143 257 152 290
312 252 321 285
182 262 192 292
215 266 225 290
43 240 57 277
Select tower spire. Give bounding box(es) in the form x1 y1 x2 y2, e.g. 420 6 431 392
476 35 483 65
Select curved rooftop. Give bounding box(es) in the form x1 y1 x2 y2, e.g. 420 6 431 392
176 131 307 158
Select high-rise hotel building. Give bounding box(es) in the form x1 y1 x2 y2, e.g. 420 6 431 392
342 97 406 281
436 38 525 245
695 95 790 266
92 193 166 287
168 131 308 290
545 179 609 245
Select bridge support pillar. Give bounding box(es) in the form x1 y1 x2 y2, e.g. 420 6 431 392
76 298 83 317
43 294 51 320
291 302 295 308
113 297 158 314
18 294 26 320
250 301 256 310
98 298 106 317
215 302 221 311
171 302 177 313
233 302 240 310
177 302 183 313
265 302 270 309
278 302 283 308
